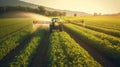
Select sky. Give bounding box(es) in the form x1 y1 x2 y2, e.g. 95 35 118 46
21 0 120 14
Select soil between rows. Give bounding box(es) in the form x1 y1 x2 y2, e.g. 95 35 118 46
30 30 49 67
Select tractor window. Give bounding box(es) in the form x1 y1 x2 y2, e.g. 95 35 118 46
52 19 55 22
52 18 60 22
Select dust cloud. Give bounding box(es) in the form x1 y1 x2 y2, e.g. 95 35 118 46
20 12 51 31
21 12 51 21
1 12 51 31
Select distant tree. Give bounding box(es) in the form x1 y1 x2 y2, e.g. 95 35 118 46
99 13 102 16
3 6 6 13
0 6 6 13
62 12 66 16
117 13 120 16
0 6 66 16
94 12 97 16
74 13 77 16
38 6 46 14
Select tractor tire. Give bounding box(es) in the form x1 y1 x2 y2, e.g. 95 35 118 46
59 24 63 31
49 24 52 33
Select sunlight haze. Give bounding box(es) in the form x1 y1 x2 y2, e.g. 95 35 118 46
21 0 120 14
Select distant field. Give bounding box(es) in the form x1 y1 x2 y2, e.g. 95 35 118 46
62 16 120 37
0 18 33 39
62 16 120 31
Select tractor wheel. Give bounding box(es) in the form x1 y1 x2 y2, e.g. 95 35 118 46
50 25 52 33
59 25 63 31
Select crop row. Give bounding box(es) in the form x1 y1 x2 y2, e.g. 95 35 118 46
0 25 33 61
64 24 120 64
48 32 101 67
10 29 45 67
66 24 120 46
67 20 120 37
82 19 120 31
88 23 120 31
86 25 120 37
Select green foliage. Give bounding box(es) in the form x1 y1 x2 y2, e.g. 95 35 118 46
0 25 32 61
64 24 120 63
10 29 45 67
0 18 34 61
48 32 101 67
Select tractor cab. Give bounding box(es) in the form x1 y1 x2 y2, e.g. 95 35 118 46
52 18 60 22
50 18 63 32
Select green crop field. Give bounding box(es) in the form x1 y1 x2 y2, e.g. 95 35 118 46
0 16 120 67
62 16 120 37
0 18 33 40
48 32 101 67
10 29 45 67
0 18 47 67
64 24 120 62
62 16 120 66
0 18 34 61
0 0 120 66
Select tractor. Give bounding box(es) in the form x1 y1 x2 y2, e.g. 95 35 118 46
50 18 63 32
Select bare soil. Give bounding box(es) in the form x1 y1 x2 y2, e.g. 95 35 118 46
30 30 49 67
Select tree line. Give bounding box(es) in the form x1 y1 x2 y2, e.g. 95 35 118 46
0 6 66 16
